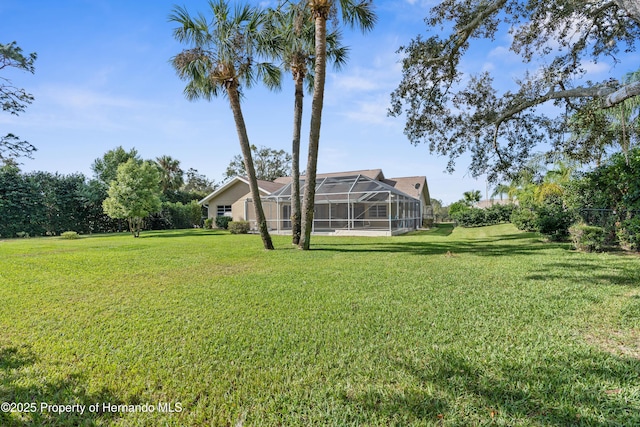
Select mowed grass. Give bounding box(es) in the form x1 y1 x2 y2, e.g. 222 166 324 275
1 224 639 426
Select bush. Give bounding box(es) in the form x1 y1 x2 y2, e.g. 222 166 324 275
487 204 515 223
569 223 605 252
510 208 538 232
228 221 250 234
16 231 30 238
452 208 486 227
536 203 575 241
616 218 640 251
204 218 214 229
215 216 232 229
60 231 80 240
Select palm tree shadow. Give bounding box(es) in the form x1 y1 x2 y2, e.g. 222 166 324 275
0 345 123 426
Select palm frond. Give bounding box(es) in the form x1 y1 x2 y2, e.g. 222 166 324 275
339 0 377 33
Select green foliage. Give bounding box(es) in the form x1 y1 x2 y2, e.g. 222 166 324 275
616 218 640 251
155 155 184 193
102 159 162 237
225 145 292 182
228 220 250 234
452 204 515 227
535 199 575 241
15 231 29 238
564 148 640 246
91 146 140 186
60 231 80 240
448 201 469 217
510 207 539 232
204 218 214 229
569 223 605 252
215 216 232 230
389 1 640 181
154 200 203 230
452 208 486 227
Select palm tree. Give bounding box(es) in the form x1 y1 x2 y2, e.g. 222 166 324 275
606 70 640 165
156 155 184 193
170 0 281 250
463 190 482 207
267 2 348 245
299 0 376 250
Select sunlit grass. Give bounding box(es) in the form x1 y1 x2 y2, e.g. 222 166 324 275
1 225 639 425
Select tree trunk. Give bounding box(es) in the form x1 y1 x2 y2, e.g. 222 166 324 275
299 12 327 250
227 84 274 250
291 71 304 245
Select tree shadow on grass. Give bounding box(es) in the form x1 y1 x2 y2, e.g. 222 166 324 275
0 344 123 426
344 349 640 425
526 255 640 288
141 229 226 239
314 230 557 257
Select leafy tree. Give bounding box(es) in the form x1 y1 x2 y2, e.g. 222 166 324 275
92 146 141 187
1 41 37 162
389 1 640 182
299 0 376 250
170 0 281 250
102 159 162 237
224 145 292 182
267 2 348 245
156 155 184 193
183 168 216 194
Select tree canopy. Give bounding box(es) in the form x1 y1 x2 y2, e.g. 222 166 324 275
91 146 141 187
224 145 292 182
1 41 37 163
389 0 640 182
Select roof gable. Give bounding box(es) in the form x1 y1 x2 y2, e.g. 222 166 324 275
198 177 284 205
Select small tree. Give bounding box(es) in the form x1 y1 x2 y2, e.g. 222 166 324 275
103 159 162 237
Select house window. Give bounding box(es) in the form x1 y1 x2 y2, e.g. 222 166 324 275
370 204 387 218
217 205 232 217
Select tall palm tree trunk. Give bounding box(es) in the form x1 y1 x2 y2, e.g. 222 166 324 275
291 72 304 245
299 11 327 250
227 83 274 250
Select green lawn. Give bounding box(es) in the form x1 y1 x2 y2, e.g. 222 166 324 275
1 224 639 426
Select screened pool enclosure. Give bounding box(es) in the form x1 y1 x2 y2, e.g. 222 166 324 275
245 174 422 235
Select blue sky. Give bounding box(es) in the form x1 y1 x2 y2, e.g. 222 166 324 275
2 0 634 204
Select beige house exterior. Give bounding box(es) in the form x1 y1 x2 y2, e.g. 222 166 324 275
199 169 432 236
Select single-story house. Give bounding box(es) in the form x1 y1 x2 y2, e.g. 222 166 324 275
199 169 432 236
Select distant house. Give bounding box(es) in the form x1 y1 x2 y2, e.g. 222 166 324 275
475 199 516 209
199 169 432 236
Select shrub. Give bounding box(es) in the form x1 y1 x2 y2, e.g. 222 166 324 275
487 204 515 223
569 223 605 252
228 221 250 234
215 216 232 230
204 218 214 229
510 208 538 232
60 231 80 240
616 218 640 251
452 208 486 227
16 231 30 238
536 203 575 241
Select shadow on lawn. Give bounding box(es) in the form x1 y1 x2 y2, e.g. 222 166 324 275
0 345 123 426
315 229 556 257
526 255 640 288
350 349 640 425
